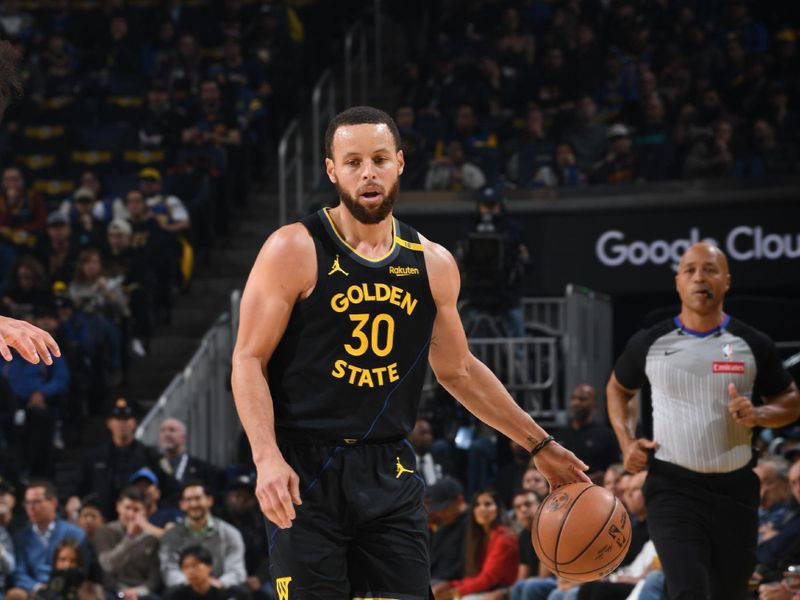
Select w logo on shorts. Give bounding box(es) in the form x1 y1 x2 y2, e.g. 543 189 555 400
276 576 292 600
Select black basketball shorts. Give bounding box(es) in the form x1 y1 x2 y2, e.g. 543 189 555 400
268 439 430 600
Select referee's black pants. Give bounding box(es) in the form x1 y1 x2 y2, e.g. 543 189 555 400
644 458 759 600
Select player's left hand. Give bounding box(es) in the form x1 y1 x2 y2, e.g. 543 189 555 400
0 316 60 364
728 383 759 427
533 441 591 490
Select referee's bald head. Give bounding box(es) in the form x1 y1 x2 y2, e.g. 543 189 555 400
679 242 730 274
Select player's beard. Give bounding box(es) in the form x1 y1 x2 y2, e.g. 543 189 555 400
336 178 399 225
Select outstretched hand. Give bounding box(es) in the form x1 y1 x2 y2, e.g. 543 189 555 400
0 316 60 364
728 383 758 427
255 452 303 529
533 441 591 490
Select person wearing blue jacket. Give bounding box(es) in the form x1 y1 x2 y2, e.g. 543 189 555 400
2 325 70 477
9 481 84 595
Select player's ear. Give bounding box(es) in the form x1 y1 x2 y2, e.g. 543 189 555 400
397 149 405 175
325 157 336 184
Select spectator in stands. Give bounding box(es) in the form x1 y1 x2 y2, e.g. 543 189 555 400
526 47 575 119
1 313 69 477
756 459 800 591
520 466 550 502
634 95 675 181
765 82 799 145
214 475 269 598
76 496 105 544
532 142 586 187
603 463 625 500
591 123 638 184
755 457 792 543
432 489 519 599
738 119 799 176
160 32 204 94
93 486 161 599
1 255 51 320
8 481 84 597
425 140 487 191
58 171 126 226
159 482 246 589
395 105 429 189
505 105 555 189
0 167 46 251
104 218 153 358
138 168 189 234
125 189 175 325
511 491 541 580
620 470 652 570
65 187 105 250
103 15 141 81
684 117 737 178
77 398 157 520
427 477 469 584
155 418 217 508
182 78 242 150
31 537 104 600
0 477 25 534
408 418 452 486
31 34 81 103
128 467 182 533
164 545 248 600
0 510 13 596
137 80 187 152
563 97 608 172
0 1 35 41
34 212 78 286
551 384 620 481
68 247 127 380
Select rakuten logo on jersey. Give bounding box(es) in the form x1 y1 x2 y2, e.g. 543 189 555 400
595 227 800 268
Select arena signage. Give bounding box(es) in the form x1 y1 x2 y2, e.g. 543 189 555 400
595 226 800 269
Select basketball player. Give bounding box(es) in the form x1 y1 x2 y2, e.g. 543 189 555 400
606 242 800 600
0 41 60 365
231 106 590 599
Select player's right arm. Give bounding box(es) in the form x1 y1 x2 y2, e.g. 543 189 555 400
0 315 60 364
231 223 317 529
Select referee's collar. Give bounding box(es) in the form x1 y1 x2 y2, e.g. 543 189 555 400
674 314 730 338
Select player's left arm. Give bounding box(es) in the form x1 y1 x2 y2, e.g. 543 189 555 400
423 237 589 487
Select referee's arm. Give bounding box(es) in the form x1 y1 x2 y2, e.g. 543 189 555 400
736 381 800 428
607 373 657 474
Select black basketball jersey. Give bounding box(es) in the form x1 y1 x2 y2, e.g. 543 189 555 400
267 208 437 443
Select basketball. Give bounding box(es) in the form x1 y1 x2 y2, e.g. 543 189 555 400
531 482 632 582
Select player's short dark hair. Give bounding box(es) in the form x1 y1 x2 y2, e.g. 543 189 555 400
179 545 213 567
324 105 401 159
0 41 22 117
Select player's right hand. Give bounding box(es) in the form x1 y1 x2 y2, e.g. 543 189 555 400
623 438 658 473
533 441 591 490
255 454 302 529
0 316 60 364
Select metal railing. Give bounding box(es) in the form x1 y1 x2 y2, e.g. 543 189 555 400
522 297 566 336
311 69 336 188
136 311 239 466
344 22 367 107
277 119 303 226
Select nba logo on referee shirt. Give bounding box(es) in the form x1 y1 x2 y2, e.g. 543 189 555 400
276 577 292 600
722 343 733 358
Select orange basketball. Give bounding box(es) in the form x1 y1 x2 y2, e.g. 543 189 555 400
531 482 632 582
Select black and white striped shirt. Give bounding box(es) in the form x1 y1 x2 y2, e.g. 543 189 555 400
614 315 793 473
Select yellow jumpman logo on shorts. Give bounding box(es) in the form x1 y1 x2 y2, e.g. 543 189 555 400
396 457 415 478
328 254 349 276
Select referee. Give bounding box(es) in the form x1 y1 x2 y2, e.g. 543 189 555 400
606 242 800 600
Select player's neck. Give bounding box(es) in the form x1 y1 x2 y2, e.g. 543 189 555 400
677 308 726 333
329 206 393 257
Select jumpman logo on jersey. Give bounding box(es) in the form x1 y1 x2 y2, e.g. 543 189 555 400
276 577 292 600
395 457 415 478
328 254 349 277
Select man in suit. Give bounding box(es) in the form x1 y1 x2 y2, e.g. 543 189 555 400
155 418 217 507
9 480 84 595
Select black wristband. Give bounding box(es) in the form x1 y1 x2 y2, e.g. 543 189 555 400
530 434 555 457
